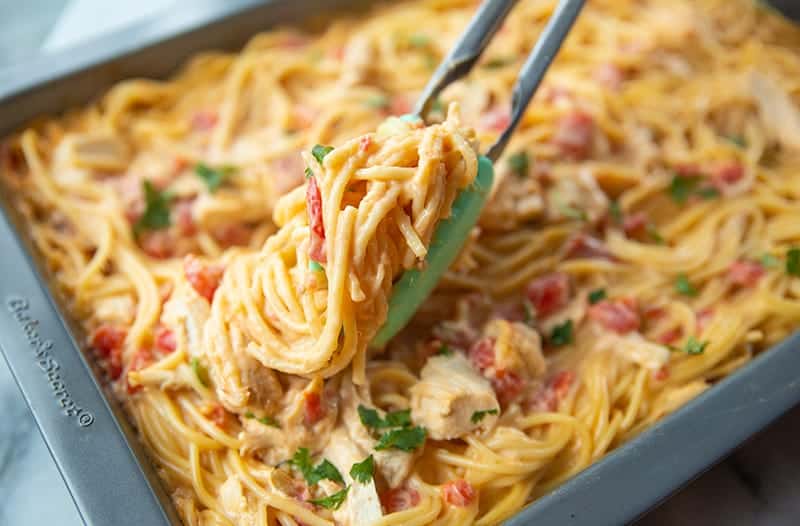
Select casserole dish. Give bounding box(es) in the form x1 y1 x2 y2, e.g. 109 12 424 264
2 1 800 525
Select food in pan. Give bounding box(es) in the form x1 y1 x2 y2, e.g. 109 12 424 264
3 0 800 524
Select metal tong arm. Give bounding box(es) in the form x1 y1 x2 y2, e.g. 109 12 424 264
414 0 518 117
487 0 585 161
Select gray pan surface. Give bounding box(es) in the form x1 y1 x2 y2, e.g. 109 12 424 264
1 1 799 525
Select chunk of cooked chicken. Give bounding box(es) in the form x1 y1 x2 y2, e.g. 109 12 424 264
339 376 415 487
66 132 131 171
325 428 383 526
340 35 375 87
544 168 609 224
410 353 499 440
218 475 258 524
484 319 546 379
593 329 670 370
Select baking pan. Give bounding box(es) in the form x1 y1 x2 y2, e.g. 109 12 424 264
2 1 800 525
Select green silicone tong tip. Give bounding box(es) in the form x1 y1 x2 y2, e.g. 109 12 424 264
371 156 494 348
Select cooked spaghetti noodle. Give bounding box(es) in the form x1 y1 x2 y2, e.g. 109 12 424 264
3 0 800 524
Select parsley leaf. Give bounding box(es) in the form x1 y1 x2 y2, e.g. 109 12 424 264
675 274 698 297
609 200 623 226
375 426 426 452
483 56 514 69
357 405 412 429
560 204 588 221
135 180 172 234
760 253 780 268
190 358 209 387
194 163 234 193
683 336 709 355
289 448 344 485
470 408 499 424
507 151 529 178
549 320 573 347
668 175 701 204
304 166 314 179
588 289 607 304
349 455 374 484
309 486 349 510
724 135 747 148
787 248 800 276
311 144 334 164
695 186 720 200
435 344 453 357
365 94 389 109
408 33 430 48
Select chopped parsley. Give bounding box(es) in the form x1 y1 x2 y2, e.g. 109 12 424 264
507 151 529 178
470 408 499 424
289 448 344 485
675 274 698 297
549 319 573 347
560 204 588 221
588 289 607 304
365 94 389 109
349 455 374 484
304 166 314 179
244 412 280 428
408 33 431 48
760 253 780 268
357 405 412 429
724 135 747 148
522 299 535 326
311 144 334 164
683 336 709 355
483 56 514 69
134 180 172 234
647 224 665 245
609 200 623 226
668 175 701 204
309 260 324 272
190 358 209 387
435 344 453 357
194 163 235 193
695 186 720 200
309 486 349 510
374 426 427 452
787 248 800 276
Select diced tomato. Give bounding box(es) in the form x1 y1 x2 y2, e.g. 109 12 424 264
622 212 648 238
108 348 123 380
207 405 229 428
588 298 640 334
594 63 624 90
728 260 764 288
191 110 218 131
479 106 511 132
442 479 476 508
553 110 594 160
359 135 373 154
525 272 571 318
126 347 153 394
174 200 196 236
91 325 127 358
139 230 175 259
492 369 525 406
303 391 325 426
642 306 666 320
212 223 252 248
654 366 670 382
172 156 189 174
658 327 683 345
564 233 613 260
468 337 495 371
306 176 326 263
530 370 574 411
711 161 744 188
696 308 714 333
155 326 177 353
381 487 421 513
389 95 412 117
184 255 224 302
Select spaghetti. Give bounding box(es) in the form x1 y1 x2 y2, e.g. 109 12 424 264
3 0 800 525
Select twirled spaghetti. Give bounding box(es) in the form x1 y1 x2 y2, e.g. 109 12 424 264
3 0 800 525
